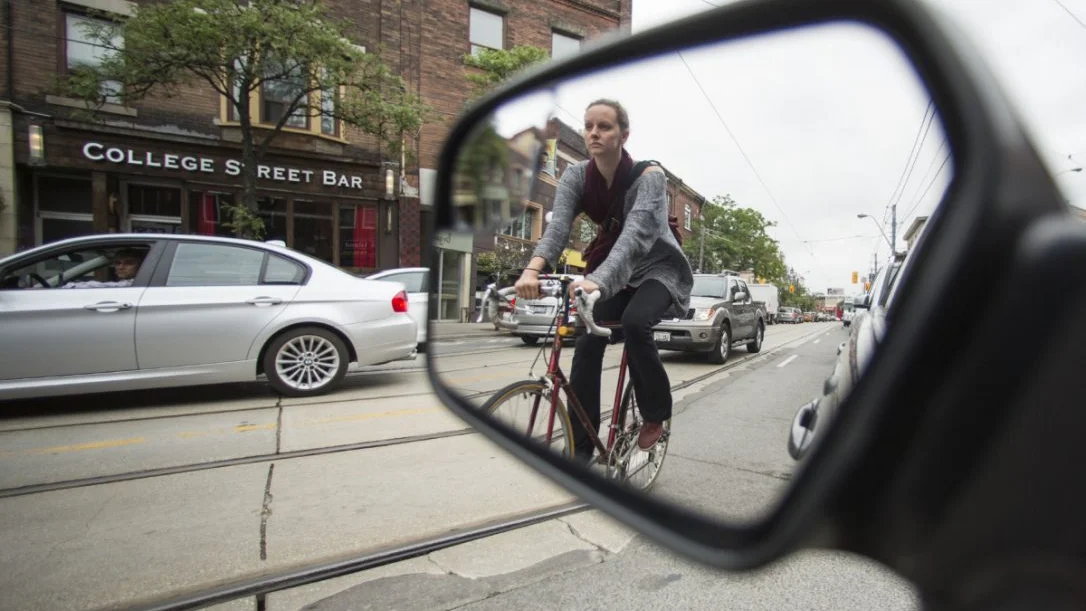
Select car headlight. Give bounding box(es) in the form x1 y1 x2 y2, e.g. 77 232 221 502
692 308 715 321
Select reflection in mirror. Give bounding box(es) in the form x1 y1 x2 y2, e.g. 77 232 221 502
431 22 953 525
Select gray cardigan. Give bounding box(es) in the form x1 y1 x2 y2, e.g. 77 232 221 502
532 161 693 318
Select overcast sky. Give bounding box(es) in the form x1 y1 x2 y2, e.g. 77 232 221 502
489 0 1085 293
619 0 1086 292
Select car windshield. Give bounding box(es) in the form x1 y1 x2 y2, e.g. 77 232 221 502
691 276 727 298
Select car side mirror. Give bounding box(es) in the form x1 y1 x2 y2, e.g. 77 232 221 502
423 0 1052 578
733 290 748 301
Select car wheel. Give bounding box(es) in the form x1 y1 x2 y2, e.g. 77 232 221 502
747 322 764 353
521 335 540 345
264 327 349 397
707 322 731 364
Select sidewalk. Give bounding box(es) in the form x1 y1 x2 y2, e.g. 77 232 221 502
431 321 506 341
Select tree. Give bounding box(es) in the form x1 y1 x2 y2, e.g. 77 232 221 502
62 0 430 239
476 238 531 286
462 46 550 99
684 195 788 284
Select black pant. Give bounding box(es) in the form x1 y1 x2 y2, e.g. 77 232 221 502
569 279 673 460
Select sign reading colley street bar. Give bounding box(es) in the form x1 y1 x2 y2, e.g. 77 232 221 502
81 142 368 190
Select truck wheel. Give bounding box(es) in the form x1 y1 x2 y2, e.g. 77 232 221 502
747 322 764 353
707 323 731 364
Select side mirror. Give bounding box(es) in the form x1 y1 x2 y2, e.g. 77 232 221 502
733 290 748 302
424 0 1056 579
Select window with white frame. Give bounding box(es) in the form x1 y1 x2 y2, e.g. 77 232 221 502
470 7 503 56
685 204 693 230
499 208 536 241
551 31 581 59
65 13 123 103
262 58 308 128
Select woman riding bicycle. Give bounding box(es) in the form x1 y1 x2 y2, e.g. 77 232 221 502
515 99 693 464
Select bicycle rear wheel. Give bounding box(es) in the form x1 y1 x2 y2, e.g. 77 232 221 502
613 383 670 491
482 380 575 459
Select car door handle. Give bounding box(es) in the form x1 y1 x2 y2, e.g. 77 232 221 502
246 297 283 307
84 301 133 312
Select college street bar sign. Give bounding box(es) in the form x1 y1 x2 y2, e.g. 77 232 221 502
81 142 367 189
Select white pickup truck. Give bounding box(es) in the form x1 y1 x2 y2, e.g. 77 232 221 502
747 283 780 324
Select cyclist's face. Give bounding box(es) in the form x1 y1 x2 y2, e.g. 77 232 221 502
584 105 628 159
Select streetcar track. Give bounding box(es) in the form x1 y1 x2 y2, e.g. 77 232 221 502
0 427 477 499
0 325 836 498
127 501 589 611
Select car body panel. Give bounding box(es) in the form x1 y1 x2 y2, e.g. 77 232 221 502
0 286 146 380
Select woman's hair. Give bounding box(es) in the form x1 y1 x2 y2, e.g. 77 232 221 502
586 99 629 133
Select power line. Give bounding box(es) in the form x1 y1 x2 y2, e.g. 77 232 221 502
800 235 880 244
880 100 933 228
1053 0 1086 29
676 51 813 259
901 138 947 214
891 105 937 215
900 152 952 222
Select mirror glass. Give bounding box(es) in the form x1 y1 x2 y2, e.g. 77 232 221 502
430 21 952 524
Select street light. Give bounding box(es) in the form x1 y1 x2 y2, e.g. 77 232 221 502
1056 167 1083 177
857 213 895 253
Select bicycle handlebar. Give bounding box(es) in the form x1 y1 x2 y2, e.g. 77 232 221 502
574 288 611 338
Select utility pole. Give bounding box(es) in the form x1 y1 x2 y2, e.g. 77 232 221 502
891 203 898 259
698 214 705 273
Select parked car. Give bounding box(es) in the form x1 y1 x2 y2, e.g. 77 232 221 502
365 267 428 347
652 273 765 364
511 275 585 345
0 235 418 400
802 311 815 322
789 250 911 460
777 307 802 324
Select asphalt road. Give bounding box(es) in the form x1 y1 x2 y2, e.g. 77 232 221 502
0 321 917 611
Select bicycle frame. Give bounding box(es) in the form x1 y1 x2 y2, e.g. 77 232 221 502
528 275 629 461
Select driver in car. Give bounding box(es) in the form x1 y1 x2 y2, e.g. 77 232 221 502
58 249 144 289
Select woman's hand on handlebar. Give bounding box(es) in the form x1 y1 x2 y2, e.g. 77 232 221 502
569 279 599 298
515 269 541 300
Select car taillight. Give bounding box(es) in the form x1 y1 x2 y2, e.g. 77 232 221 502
392 290 409 313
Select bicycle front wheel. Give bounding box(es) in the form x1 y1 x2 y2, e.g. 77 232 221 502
482 380 575 459
614 383 670 491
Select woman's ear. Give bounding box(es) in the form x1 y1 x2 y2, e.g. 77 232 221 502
621 130 630 146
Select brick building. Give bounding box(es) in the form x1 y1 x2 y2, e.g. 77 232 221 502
0 0 630 313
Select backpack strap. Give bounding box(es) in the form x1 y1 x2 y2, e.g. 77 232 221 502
601 160 661 232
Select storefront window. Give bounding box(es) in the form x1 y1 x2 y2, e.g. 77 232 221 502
37 175 93 245
127 184 181 233
293 200 333 264
188 192 235 237
256 197 289 244
340 205 377 271
42 218 95 244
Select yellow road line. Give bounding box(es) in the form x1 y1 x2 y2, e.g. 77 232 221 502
235 423 277 433
27 437 147 455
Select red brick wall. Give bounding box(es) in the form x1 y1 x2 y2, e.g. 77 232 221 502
414 0 625 172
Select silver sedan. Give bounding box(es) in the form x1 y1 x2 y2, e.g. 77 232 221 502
0 235 418 400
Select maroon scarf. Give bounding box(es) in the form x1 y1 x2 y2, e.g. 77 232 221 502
582 149 634 274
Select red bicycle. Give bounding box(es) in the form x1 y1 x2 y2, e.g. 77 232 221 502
480 275 671 490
